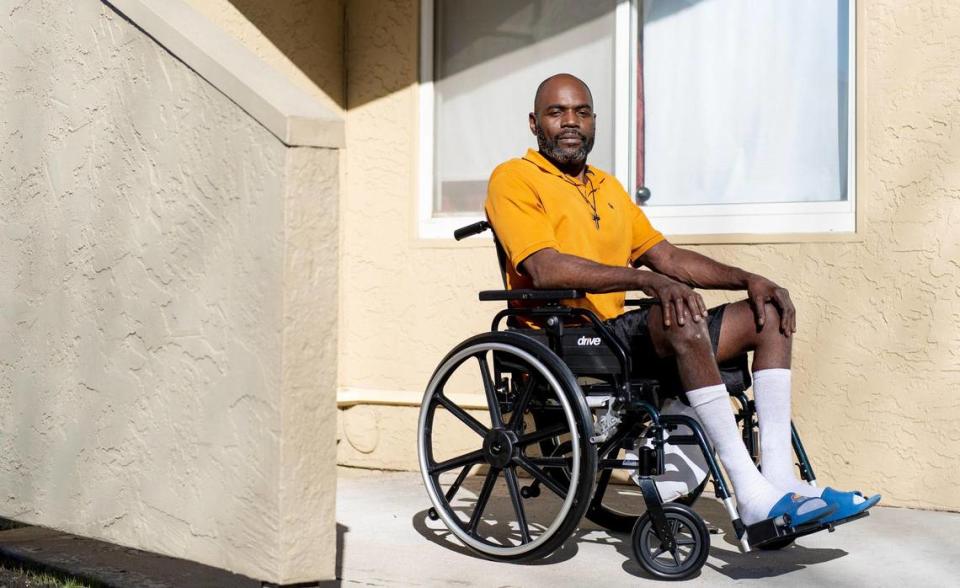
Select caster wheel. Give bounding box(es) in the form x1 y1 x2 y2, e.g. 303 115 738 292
520 484 540 499
632 503 709 580
427 507 439 521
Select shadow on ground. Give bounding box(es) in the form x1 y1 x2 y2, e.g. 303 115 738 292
412 495 848 582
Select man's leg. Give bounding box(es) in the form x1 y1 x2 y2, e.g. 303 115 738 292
716 300 876 515
712 300 821 497
644 305 828 525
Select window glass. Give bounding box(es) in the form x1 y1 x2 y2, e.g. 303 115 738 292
641 0 850 206
433 0 617 215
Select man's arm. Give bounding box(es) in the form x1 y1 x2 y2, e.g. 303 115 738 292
637 241 797 335
521 248 708 327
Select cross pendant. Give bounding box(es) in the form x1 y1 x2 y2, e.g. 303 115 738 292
593 214 600 229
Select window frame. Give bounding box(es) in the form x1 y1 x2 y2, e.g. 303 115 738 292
417 0 857 240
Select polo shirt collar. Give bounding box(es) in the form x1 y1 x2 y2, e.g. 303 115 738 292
522 148 605 187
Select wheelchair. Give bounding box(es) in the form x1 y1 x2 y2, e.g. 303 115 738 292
417 220 839 580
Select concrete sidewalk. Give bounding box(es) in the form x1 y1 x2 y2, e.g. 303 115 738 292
337 466 960 587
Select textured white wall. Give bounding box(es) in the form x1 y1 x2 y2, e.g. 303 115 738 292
0 0 338 582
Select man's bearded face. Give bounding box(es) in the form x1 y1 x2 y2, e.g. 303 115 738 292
535 117 595 167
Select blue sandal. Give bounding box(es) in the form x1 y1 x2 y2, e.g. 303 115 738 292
766 492 837 527
820 488 881 523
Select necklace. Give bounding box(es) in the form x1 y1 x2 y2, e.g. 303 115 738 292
575 175 601 229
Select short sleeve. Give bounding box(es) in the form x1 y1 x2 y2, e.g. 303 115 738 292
484 164 559 271
628 199 665 260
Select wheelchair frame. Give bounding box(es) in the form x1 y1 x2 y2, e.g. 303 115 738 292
418 221 832 580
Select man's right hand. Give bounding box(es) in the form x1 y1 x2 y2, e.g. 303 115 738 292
637 272 708 328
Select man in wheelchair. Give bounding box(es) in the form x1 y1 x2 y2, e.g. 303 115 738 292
484 74 880 535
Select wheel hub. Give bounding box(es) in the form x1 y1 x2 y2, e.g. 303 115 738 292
483 428 517 468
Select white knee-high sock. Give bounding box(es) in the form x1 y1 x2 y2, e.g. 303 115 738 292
686 384 783 525
753 369 823 498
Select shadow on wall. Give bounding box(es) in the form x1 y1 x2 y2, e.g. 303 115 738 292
227 0 348 109
222 0 705 111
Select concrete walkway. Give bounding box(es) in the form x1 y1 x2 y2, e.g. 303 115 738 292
337 466 960 587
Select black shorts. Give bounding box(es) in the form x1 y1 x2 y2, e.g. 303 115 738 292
605 303 749 400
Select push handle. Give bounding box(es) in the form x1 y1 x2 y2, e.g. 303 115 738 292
636 186 652 205
453 220 491 241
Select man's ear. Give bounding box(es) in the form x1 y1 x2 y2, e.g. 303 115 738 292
528 113 538 136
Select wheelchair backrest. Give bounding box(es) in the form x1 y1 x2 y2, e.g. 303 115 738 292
453 219 509 288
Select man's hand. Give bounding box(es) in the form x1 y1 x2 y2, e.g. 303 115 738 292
638 272 708 328
746 275 796 336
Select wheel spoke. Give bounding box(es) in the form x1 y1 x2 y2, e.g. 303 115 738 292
436 394 489 438
676 539 697 546
444 464 473 502
670 546 682 567
503 466 531 544
468 468 501 533
476 352 503 428
514 455 567 499
516 423 568 448
651 546 667 559
429 449 485 475
507 373 537 431
523 456 570 468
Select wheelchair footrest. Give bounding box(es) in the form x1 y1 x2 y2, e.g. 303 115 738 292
746 511 870 548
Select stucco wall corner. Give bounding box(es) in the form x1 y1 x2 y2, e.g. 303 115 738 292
0 0 343 583
278 147 340 583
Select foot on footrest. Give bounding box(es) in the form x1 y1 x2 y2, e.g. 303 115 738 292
745 493 838 549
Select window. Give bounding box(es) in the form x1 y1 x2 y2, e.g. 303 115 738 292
419 0 856 238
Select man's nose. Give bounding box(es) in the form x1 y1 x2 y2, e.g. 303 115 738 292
560 111 579 127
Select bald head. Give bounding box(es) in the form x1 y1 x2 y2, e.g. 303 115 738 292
529 74 596 172
534 73 593 113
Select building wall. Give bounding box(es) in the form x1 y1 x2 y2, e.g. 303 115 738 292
181 0 345 112
0 0 339 582
338 0 960 511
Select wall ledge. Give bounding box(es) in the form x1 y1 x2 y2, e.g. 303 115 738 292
104 0 344 148
337 387 486 410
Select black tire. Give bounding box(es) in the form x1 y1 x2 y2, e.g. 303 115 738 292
632 503 710 581
418 332 597 561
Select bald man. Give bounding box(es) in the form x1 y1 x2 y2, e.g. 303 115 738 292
484 73 879 529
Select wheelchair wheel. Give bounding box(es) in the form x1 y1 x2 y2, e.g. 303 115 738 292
632 503 710 581
418 332 597 561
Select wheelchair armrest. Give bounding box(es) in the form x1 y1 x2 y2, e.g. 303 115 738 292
479 289 584 301
625 298 658 307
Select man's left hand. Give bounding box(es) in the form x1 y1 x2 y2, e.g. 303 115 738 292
746 275 796 336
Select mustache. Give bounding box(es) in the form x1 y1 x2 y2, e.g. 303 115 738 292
556 130 587 141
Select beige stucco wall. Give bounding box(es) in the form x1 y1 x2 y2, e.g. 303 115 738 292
181 0 345 113
337 0 960 511
0 0 338 583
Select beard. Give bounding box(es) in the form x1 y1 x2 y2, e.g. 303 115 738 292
535 122 595 167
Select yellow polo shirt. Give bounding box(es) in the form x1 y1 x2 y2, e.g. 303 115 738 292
484 149 664 321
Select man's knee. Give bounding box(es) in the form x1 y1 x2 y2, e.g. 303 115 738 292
664 319 713 356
